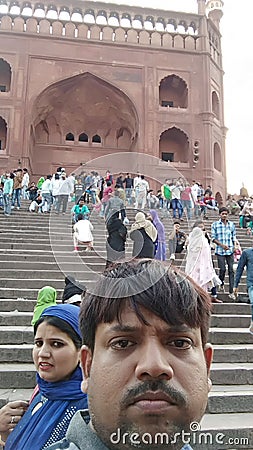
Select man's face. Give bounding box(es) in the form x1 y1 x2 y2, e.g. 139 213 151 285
220 210 228 221
81 306 212 449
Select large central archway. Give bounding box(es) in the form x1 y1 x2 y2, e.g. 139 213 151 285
30 72 139 173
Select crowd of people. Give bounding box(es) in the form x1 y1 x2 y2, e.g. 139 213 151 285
1 168 253 448
1 169 221 219
0 261 213 450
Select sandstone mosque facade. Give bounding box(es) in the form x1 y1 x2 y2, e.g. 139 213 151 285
0 0 226 195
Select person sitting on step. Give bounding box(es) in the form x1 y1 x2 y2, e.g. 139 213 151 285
73 213 94 252
71 197 90 224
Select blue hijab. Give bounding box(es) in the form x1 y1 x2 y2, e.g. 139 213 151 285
5 304 87 450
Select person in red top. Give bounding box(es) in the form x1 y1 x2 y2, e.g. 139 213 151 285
203 192 219 218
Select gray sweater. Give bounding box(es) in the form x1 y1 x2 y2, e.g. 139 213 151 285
47 409 193 450
47 410 109 449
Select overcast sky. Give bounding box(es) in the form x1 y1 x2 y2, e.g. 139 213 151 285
101 0 252 194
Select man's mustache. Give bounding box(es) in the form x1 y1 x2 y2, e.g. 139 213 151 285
120 380 187 408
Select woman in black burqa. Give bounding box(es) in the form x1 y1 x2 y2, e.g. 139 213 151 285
106 214 128 268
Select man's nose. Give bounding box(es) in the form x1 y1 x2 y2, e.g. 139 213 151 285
135 339 174 381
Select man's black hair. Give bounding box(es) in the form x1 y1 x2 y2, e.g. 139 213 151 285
80 259 211 352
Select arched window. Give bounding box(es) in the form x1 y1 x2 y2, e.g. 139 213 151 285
159 126 189 163
159 75 188 109
66 132 75 141
214 142 222 172
0 58 12 92
92 134 101 143
79 132 89 142
212 91 220 119
0 116 7 150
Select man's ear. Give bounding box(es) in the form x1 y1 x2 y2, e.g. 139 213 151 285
80 345 93 393
204 343 213 392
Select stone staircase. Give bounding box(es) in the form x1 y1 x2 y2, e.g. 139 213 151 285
0 203 253 449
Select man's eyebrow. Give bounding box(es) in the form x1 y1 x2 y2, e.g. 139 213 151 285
105 324 194 333
107 324 140 333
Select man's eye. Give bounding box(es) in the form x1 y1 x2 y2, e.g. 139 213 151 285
111 339 134 349
170 339 193 349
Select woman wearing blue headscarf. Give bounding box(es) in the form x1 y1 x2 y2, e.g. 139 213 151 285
5 304 88 450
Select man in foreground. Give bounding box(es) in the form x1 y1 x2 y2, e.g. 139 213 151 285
49 259 213 450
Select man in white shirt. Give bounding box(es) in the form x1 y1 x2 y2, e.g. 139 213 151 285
73 214 94 252
55 172 74 214
135 175 149 209
22 168 30 199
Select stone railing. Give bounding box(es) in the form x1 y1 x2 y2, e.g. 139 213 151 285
0 14 201 50
0 0 202 50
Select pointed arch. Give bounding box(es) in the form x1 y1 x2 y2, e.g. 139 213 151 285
159 74 188 108
0 58 12 92
0 116 7 150
159 126 189 163
31 72 139 151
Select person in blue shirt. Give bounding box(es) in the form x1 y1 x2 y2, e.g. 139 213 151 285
234 247 253 334
48 259 213 450
71 197 90 223
3 172 14 216
211 207 236 300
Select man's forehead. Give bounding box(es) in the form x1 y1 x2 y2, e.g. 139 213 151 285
96 305 196 334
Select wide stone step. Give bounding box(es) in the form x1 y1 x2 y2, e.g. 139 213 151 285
0 299 36 311
211 314 251 328
0 270 104 280
0 288 64 299
209 328 253 344
0 261 106 272
0 344 33 362
208 386 253 413
0 311 33 326
210 363 253 384
0 277 99 289
211 303 251 314
0 363 36 388
212 344 253 363
200 413 253 449
0 326 34 344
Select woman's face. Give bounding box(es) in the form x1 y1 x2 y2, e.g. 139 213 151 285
33 322 80 382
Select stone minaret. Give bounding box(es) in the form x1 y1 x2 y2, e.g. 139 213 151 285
206 0 224 29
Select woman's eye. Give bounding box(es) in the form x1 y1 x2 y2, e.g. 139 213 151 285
170 339 193 349
111 339 134 349
52 341 64 348
34 341 43 347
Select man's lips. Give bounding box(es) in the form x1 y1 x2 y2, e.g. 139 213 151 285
129 391 177 411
